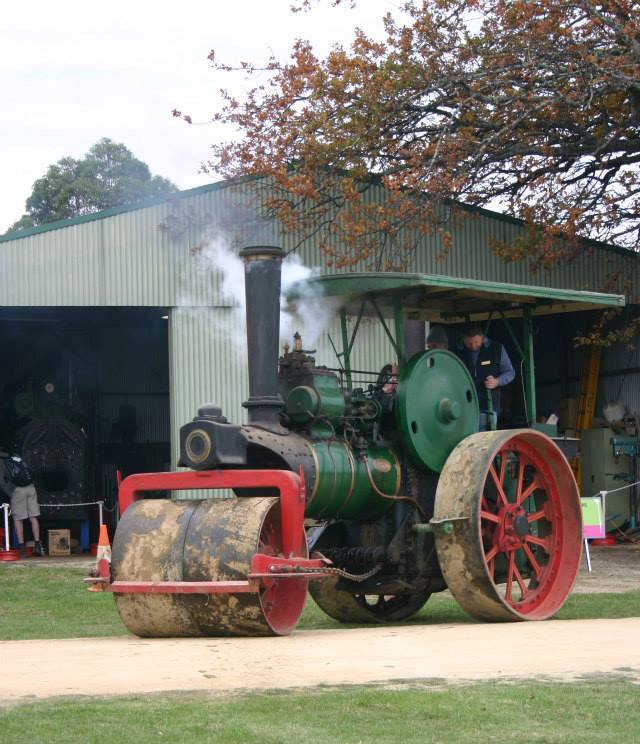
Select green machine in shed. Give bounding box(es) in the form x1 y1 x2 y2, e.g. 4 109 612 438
105 254 625 636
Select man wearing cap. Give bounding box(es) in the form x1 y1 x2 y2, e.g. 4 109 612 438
456 324 515 429
426 325 449 350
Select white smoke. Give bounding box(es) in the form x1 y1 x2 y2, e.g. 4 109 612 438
280 253 340 349
178 237 338 357
175 238 248 356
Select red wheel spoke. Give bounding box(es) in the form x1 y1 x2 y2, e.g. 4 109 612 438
513 564 529 598
485 544 498 579
489 465 509 507
481 510 500 523
515 458 526 504
505 551 515 601
527 508 546 523
523 542 542 579
525 534 550 553
520 478 542 504
499 453 507 488
488 557 495 579
485 545 499 564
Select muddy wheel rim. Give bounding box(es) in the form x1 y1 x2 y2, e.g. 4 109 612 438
434 430 582 621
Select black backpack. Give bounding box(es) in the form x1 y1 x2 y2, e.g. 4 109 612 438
5 456 33 487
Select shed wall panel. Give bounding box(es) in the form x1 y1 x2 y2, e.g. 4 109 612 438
2 181 638 307
0 222 103 305
169 306 248 467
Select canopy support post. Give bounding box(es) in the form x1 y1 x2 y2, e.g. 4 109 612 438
523 307 537 425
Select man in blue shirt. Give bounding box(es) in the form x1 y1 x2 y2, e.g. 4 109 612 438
456 324 515 429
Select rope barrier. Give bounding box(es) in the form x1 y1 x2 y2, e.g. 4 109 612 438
40 501 104 508
1 499 108 552
591 480 640 498
40 500 106 528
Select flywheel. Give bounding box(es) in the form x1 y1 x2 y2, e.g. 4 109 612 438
434 429 582 621
395 349 479 473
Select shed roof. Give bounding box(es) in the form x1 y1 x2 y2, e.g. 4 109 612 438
1 177 636 261
289 272 626 321
0 178 637 308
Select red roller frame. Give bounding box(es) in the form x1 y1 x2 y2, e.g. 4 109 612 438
88 467 332 594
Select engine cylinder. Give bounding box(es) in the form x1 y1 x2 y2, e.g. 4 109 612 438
305 441 400 521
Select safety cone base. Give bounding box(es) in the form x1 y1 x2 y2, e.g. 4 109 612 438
0 549 21 561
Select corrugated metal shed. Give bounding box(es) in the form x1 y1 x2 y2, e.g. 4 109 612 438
1 178 638 462
1 179 638 305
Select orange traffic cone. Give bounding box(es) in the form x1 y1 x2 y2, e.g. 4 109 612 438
96 524 111 563
88 524 112 590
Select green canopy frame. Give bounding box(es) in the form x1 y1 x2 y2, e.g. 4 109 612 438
287 272 626 425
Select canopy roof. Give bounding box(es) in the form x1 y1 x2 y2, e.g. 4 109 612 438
288 272 625 322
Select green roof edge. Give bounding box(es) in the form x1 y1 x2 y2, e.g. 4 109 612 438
450 200 636 259
0 175 258 244
299 272 626 307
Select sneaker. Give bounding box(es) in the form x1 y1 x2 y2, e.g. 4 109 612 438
32 541 45 557
17 543 27 559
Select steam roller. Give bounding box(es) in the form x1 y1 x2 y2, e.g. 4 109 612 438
89 246 583 636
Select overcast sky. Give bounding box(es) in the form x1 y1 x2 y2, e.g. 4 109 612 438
0 0 395 233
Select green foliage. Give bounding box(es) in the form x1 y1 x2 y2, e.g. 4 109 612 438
7 138 176 233
2 681 640 743
200 1 640 267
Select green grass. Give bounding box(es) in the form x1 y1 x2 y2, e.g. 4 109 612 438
1 681 639 743
1 564 639 640
0 565 119 640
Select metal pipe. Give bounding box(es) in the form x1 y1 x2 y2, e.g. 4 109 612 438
239 246 285 429
2 504 10 551
522 307 537 424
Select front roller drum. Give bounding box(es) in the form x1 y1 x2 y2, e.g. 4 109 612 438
111 497 307 637
434 429 582 621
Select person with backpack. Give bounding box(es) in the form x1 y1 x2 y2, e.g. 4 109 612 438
0 450 44 558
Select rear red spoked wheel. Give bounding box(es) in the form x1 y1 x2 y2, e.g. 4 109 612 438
435 430 582 621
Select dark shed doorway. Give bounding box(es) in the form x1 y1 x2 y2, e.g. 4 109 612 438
0 307 170 551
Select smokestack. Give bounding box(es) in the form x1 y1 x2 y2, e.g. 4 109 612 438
239 246 285 429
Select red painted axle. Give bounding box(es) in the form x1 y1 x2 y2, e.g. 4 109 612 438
86 554 332 593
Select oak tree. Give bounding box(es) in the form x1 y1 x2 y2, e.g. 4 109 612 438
178 0 640 270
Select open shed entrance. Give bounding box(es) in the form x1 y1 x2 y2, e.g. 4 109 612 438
0 307 170 552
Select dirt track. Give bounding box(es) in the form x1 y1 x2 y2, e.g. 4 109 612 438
2 618 639 701
1 545 639 702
